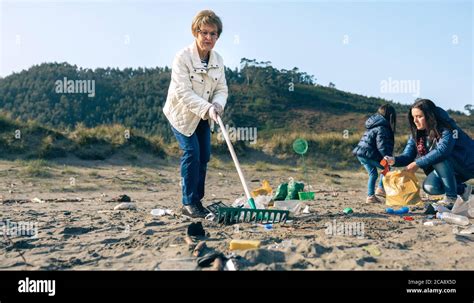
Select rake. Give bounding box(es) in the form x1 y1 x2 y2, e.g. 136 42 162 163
209 115 289 225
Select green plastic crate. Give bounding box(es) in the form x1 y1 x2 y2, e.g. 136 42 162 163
298 191 315 200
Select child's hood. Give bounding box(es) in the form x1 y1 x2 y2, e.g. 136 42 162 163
365 114 390 130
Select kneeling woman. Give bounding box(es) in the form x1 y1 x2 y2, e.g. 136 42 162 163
386 99 474 204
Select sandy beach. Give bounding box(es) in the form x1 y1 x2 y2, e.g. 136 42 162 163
0 155 473 271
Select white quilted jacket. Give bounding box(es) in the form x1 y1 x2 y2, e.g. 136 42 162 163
163 42 228 137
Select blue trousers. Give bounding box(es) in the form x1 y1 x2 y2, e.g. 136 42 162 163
357 156 385 196
171 120 211 206
422 158 473 199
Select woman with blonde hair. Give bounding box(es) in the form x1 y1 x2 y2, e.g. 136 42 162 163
163 10 228 218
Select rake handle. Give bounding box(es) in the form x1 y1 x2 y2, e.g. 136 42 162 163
216 115 255 208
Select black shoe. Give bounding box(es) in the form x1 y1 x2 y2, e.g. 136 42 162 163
195 201 210 215
182 204 206 218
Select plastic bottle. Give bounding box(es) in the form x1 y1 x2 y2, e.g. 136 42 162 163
436 212 470 226
385 207 409 215
433 204 451 213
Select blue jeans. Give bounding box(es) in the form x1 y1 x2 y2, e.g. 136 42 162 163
423 158 472 199
171 120 211 206
357 156 384 196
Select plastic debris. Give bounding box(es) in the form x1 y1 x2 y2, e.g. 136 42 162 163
263 224 273 230
229 239 261 251
251 180 272 198
302 205 311 214
150 209 173 216
386 207 409 215
205 213 216 221
224 259 237 271
459 225 474 235
273 183 288 201
273 200 306 215
363 245 381 257
31 197 45 204
113 202 136 210
343 208 353 215
285 178 304 200
423 220 446 226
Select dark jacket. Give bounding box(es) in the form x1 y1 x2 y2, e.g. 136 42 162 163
395 107 474 173
352 114 394 162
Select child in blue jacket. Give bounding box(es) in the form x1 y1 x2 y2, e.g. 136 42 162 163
353 104 396 203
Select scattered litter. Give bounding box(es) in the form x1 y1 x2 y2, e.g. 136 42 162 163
205 213 216 221
436 212 470 226
452 225 474 235
108 194 131 203
343 208 353 215
423 220 445 226
403 216 414 221
273 200 305 214
187 222 205 237
298 191 315 200
232 196 247 208
262 224 273 230
251 180 272 198
302 205 311 214
233 195 271 209
273 183 288 201
433 204 451 213
229 239 261 251
459 225 474 235
386 207 409 215
224 259 237 271
31 197 45 204
150 208 173 216
451 199 474 218
113 202 136 210
285 178 304 200
268 239 295 250
254 195 273 208
363 245 381 257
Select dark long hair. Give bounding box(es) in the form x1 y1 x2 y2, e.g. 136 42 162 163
378 104 397 134
408 99 453 141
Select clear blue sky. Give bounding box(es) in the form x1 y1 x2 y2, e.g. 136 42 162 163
1 0 472 111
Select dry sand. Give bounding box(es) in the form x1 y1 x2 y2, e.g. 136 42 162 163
0 156 473 270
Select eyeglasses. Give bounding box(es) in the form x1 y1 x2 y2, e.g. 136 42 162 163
197 29 219 39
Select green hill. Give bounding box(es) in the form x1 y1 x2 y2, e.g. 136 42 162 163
0 60 472 168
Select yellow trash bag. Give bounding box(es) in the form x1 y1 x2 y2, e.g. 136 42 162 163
382 170 423 206
251 180 272 198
